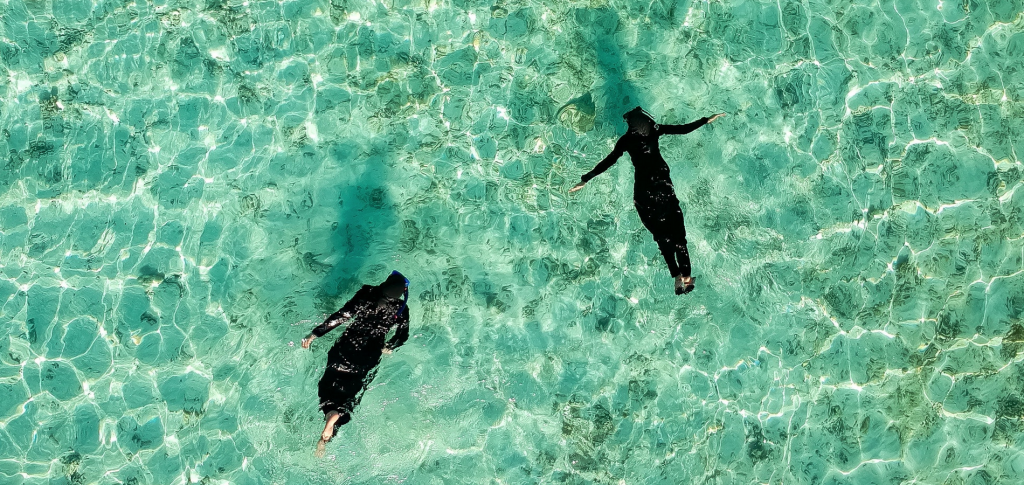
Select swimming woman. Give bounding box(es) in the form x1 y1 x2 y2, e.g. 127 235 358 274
302 271 410 456
571 107 725 295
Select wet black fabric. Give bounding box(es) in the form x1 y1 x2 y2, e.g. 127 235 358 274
312 285 410 426
580 117 709 277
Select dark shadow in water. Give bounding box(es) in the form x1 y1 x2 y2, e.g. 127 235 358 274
315 137 398 309
571 6 646 131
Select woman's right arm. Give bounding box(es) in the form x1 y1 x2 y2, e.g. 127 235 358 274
571 138 626 192
302 286 369 348
302 310 350 348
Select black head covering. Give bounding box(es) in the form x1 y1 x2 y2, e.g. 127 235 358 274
623 107 657 136
381 271 408 299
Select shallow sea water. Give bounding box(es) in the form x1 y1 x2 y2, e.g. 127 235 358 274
1 0 1024 483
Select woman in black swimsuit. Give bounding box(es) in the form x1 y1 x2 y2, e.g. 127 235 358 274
301 271 410 456
572 107 725 295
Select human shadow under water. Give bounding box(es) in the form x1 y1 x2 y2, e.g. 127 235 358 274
315 138 399 306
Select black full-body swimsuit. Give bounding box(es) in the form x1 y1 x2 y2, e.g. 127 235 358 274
311 285 410 427
580 117 710 278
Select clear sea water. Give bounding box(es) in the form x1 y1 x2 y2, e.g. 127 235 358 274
1 0 1023 483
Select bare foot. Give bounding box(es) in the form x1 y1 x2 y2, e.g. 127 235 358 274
675 276 695 295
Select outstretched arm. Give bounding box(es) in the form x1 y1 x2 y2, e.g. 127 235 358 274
302 286 369 349
570 137 626 192
658 113 725 135
302 309 351 348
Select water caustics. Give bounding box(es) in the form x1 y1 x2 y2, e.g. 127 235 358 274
1 0 1023 483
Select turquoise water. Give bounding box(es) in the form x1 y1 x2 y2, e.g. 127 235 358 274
1 0 1023 483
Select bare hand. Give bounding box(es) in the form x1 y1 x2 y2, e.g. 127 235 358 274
315 439 327 458
302 336 315 349
382 348 393 355
708 113 726 123
569 182 586 193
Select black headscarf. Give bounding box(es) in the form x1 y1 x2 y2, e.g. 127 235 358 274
623 107 658 136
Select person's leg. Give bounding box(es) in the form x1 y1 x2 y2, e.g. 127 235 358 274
675 267 694 294
316 365 366 456
316 410 342 457
674 236 691 279
637 199 694 294
654 237 681 277
639 221 692 294
322 411 341 438
636 204 678 275
670 222 695 294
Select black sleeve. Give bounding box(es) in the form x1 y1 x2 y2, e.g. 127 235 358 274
658 117 710 135
309 286 370 338
580 137 626 183
384 307 410 351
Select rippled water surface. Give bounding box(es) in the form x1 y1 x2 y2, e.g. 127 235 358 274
2 0 1023 483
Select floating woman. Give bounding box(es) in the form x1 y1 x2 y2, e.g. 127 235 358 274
301 271 411 456
571 107 725 295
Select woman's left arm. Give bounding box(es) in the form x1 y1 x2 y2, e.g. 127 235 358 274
659 113 725 135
